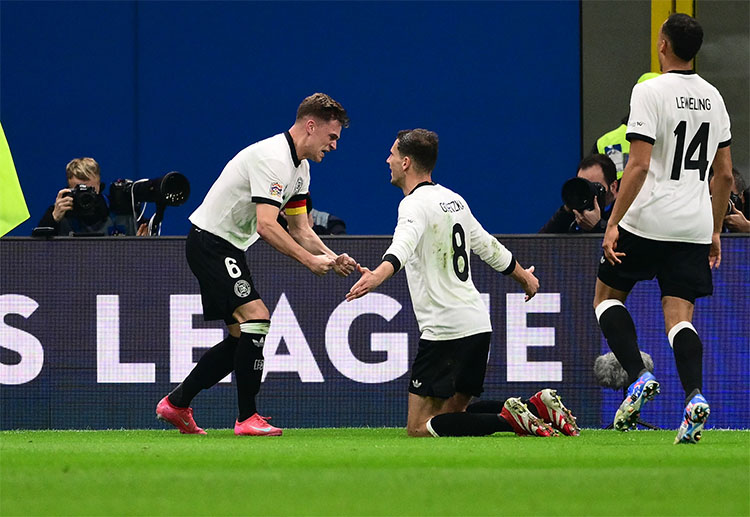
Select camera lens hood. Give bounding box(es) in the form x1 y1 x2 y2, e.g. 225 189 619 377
561 177 594 212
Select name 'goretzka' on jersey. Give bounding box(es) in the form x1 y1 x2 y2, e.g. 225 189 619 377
383 183 515 341
621 71 731 244
189 132 310 250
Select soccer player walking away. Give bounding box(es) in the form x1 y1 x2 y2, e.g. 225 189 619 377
157 93 357 436
594 14 733 444
346 129 580 438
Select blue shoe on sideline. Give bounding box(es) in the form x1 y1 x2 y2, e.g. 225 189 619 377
674 393 710 444
613 371 660 431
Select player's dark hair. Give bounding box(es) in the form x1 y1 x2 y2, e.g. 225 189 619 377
296 93 350 128
396 129 439 173
578 154 617 187
662 13 703 62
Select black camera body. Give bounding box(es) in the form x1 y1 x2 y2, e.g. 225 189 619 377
561 177 607 212
109 179 139 216
64 184 101 218
727 192 743 216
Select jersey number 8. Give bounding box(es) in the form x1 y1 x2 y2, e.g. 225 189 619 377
452 223 469 282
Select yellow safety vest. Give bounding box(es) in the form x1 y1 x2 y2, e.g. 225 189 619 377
596 124 629 180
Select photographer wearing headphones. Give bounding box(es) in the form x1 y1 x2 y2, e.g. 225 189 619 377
36 157 148 236
539 154 619 233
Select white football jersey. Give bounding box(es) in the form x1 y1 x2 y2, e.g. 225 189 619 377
621 71 731 244
383 183 515 341
189 133 310 250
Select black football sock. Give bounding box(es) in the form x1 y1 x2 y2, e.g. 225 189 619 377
466 400 504 414
168 335 239 408
235 320 270 422
467 399 541 417
669 322 703 401
595 300 645 384
428 412 513 437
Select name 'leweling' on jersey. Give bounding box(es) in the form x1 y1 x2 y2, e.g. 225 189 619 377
675 96 711 111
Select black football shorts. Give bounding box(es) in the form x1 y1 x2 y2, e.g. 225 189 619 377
185 225 261 324
597 226 712 304
408 332 491 399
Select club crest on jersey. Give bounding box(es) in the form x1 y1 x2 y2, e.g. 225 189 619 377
294 177 303 194
269 182 283 198
234 280 252 298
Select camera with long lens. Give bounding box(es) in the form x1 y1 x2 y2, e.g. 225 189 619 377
109 172 190 235
109 172 190 214
561 177 607 212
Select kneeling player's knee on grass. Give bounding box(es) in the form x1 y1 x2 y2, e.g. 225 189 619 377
406 424 429 437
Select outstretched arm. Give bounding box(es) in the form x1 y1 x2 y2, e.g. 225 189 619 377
469 213 539 301
345 261 396 301
345 199 422 299
508 262 539 302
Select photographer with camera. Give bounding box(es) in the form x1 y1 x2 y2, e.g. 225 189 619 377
722 168 750 233
539 154 619 233
36 157 148 236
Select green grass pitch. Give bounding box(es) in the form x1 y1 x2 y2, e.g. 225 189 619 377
1 428 748 516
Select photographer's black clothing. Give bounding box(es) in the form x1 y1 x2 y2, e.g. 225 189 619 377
539 204 612 233
275 207 347 235
37 205 138 236
310 209 346 235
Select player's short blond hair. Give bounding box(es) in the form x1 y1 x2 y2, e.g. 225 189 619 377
66 157 100 182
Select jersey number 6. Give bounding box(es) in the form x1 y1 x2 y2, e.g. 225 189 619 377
224 257 242 279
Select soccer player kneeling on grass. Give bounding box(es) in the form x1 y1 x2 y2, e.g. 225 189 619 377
346 129 580 438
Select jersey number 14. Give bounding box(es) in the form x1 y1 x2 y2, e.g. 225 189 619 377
671 121 709 181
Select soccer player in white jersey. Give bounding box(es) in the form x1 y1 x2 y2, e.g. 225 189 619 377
593 14 733 444
156 93 357 436
347 129 580 438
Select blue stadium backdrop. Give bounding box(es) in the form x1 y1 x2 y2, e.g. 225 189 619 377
1 1 581 237
1 236 748 430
